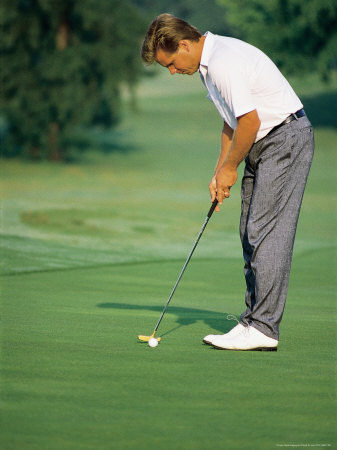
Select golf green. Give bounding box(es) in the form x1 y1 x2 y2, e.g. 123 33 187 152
1 71 336 448
2 247 335 449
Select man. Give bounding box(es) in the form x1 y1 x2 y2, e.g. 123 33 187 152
141 14 314 351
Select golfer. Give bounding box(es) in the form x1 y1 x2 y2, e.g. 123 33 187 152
141 14 314 351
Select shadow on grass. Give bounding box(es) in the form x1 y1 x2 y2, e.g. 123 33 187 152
303 91 337 129
61 90 336 162
64 131 137 155
97 302 238 336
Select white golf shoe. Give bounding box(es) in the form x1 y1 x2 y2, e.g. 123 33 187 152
203 323 246 345
211 325 278 351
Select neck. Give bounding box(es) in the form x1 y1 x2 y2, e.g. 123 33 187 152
196 35 206 64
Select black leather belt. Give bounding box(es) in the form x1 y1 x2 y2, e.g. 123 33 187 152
269 109 306 135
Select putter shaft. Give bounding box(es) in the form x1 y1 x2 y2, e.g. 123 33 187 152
152 199 218 334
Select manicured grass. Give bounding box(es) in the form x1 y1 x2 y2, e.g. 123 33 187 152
1 71 336 448
2 252 335 449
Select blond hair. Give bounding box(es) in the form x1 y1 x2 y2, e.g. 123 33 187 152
141 14 202 64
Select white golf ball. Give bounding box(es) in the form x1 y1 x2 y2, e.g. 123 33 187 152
148 338 158 348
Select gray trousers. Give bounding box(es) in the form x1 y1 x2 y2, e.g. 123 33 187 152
239 116 314 340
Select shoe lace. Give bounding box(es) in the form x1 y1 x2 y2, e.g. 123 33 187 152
226 314 249 337
226 314 239 325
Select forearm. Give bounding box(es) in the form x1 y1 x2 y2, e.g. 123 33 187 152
214 121 233 174
221 110 260 171
214 110 260 206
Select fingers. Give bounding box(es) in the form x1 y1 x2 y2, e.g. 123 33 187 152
209 164 239 210
213 165 238 205
209 178 229 211
213 201 220 212
209 182 220 211
208 177 217 202
211 190 220 211
217 187 230 205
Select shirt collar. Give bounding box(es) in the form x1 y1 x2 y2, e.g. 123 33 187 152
199 31 214 70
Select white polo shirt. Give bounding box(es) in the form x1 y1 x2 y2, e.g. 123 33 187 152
199 32 303 142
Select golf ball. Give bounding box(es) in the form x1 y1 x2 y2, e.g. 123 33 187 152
148 338 158 348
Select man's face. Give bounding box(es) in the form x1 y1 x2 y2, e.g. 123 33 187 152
156 41 200 75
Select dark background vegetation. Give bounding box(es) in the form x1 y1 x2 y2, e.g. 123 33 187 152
1 0 336 161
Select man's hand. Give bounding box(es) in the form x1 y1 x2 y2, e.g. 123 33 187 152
215 163 238 205
209 110 260 211
209 165 238 210
209 176 220 211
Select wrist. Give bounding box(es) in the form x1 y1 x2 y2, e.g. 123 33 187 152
220 159 238 172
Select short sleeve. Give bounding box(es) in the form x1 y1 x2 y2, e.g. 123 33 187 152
208 51 256 118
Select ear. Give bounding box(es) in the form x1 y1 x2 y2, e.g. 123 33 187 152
178 40 191 52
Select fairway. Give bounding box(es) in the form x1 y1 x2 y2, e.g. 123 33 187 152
1 71 336 449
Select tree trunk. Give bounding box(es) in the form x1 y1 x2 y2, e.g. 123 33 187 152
48 122 63 161
56 20 69 50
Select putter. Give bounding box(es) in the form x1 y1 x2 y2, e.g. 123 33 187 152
138 199 218 342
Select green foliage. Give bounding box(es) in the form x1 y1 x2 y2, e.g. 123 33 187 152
216 0 337 80
130 0 233 35
0 0 146 159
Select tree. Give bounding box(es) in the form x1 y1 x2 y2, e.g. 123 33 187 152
216 0 337 80
0 0 146 160
130 0 234 36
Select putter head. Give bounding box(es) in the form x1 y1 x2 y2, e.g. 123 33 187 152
137 332 162 342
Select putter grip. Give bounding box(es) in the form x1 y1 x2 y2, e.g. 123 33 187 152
207 199 218 218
